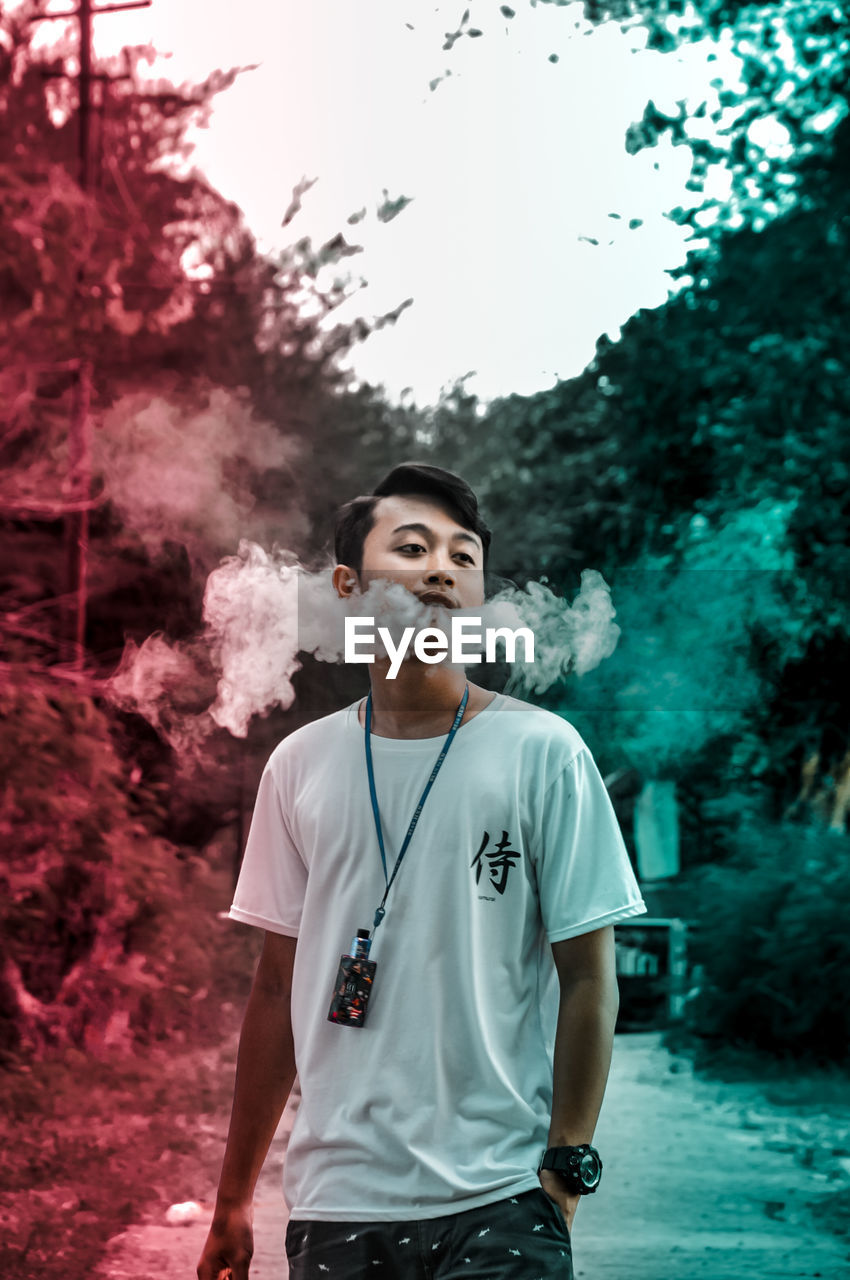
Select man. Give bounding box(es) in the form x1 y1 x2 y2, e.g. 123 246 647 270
197 462 646 1280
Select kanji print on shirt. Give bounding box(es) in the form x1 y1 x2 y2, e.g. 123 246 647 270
471 829 522 897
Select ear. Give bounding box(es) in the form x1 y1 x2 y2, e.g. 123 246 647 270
332 564 360 599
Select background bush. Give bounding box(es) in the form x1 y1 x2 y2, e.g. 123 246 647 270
0 672 252 1058
683 820 850 1063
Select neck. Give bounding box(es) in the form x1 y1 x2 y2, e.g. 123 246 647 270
365 663 471 739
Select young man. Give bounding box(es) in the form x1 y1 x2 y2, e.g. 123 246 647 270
197 462 646 1280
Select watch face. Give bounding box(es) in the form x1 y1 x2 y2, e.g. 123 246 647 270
579 1150 602 1188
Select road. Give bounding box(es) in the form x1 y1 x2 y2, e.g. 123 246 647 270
98 1032 850 1279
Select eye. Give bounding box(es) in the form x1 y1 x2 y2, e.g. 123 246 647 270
396 543 426 554
454 552 476 564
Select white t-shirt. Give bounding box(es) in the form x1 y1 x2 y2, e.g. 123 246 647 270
230 692 646 1222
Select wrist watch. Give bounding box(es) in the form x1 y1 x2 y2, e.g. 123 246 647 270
538 1144 603 1195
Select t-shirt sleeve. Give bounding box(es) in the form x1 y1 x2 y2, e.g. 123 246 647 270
228 760 306 937
534 747 646 942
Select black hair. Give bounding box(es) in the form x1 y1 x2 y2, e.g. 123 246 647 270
333 462 492 572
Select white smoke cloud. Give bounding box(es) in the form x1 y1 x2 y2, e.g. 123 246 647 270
94 384 301 562
203 543 302 738
108 542 621 742
490 571 621 692
108 633 214 752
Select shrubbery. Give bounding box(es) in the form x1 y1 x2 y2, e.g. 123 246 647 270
683 819 850 1063
0 671 252 1059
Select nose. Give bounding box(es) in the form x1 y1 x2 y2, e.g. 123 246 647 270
424 564 455 588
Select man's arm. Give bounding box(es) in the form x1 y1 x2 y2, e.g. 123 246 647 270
197 930 298 1280
538 925 620 1231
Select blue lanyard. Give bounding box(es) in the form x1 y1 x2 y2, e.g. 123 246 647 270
365 684 469 934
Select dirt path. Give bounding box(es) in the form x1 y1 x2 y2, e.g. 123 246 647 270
97 1032 850 1279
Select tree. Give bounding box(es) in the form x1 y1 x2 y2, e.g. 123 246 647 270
0 3 433 1062
379 9 850 909
577 1 850 241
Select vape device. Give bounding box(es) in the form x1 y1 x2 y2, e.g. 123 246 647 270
327 929 376 1027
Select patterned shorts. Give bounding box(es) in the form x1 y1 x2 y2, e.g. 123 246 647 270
285 1186 573 1279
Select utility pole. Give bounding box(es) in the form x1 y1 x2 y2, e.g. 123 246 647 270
63 360 93 670
78 0 94 194
33 0 152 669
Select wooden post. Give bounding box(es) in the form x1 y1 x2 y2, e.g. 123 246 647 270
62 2 93 669
78 0 94 193
62 361 93 670
30 0 152 666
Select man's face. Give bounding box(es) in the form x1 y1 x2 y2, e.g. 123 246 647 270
341 493 485 610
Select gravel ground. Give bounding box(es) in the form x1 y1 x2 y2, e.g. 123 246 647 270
97 1032 850 1280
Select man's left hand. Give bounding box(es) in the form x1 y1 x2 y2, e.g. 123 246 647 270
538 1168 581 1233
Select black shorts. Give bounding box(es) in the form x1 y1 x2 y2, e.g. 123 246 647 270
285 1186 573 1279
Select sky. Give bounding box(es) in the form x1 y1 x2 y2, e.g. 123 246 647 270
39 0 740 406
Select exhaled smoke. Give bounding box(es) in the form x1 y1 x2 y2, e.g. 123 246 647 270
95 384 301 563
108 542 620 742
490 572 620 692
203 543 301 737
108 633 217 752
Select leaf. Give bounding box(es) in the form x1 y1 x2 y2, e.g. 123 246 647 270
317 233 363 265
280 174 317 228
374 298 414 329
376 190 414 224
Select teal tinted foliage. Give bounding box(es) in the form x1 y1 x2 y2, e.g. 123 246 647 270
685 821 850 1062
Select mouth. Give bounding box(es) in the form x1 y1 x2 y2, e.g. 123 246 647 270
418 591 456 609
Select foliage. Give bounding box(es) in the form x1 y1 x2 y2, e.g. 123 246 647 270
0 0 418 533
415 0 850 819
2 0 848 1087
0 2 246 371
398 0 850 1064
417 370 637 581
580 0 850 245
291 380 429 568
534 502 800 776
683 821 850 1062
0 0 397 384
0 1 432 1084
0 1030 243 1277
0 671 250 1058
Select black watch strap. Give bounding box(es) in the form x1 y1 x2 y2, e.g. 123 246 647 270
538 1144 603 1195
